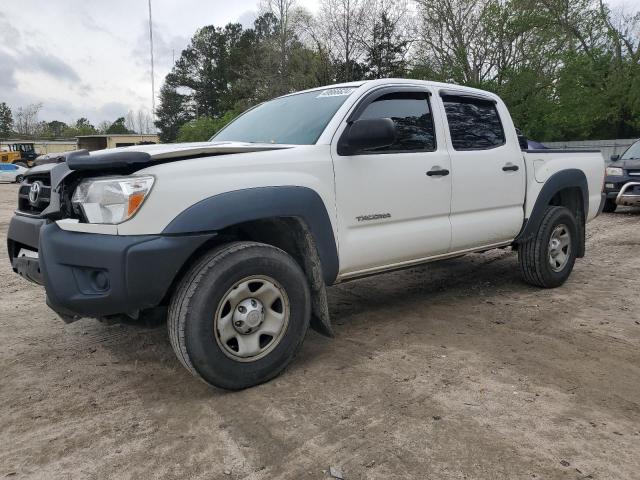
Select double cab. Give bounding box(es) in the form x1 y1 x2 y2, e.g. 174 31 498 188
7 79 605 389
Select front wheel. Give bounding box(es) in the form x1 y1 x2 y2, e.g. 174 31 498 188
518 206 578 288
168 242 311 390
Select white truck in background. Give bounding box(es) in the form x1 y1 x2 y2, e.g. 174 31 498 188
8 79 605 389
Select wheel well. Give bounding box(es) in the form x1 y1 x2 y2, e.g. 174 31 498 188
548 187 586 257
161 216 334 336
549 187 583 218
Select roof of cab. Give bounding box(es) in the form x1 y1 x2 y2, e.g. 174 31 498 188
281 78 502 103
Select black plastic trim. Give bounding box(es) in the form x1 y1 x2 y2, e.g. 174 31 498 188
439 89 497 104
7 214 45 250
38 223 215 319
523 149 601 153
163 186 340 284
66 149 152 171
515 169 589 244
346 86 432 122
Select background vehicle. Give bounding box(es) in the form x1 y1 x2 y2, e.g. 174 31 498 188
7 79 605 390
602 139 640 212
0 142 38 167
0 163 27 183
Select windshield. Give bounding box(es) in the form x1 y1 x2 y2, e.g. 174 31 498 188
621 140 640 160
211 87 357 144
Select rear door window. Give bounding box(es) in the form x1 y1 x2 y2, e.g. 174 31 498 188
442 96 505 150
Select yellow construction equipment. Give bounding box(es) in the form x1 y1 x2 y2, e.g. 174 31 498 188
0 142 38 167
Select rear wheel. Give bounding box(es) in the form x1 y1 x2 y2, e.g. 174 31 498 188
518 206 578 288
15 175 24 183
168 242 311 390
602 198 617 213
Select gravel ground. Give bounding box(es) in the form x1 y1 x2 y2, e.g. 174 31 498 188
1 182 639 480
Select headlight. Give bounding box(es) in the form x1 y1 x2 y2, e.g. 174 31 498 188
72 176 154 224
606 167 624 176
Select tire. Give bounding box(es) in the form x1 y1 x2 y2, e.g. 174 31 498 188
518 206 578 288
15 175 24 183
168 241 311 390
602 198 617 213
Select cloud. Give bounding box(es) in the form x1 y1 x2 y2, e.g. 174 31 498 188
238 10 258 29
0 12 21 45
98 101 131 119
0 50 18 90
132 20 188 71
23 47 80 83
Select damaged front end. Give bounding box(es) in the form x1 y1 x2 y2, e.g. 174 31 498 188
7 148 212 324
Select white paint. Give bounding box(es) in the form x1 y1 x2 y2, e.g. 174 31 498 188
63 79 605 280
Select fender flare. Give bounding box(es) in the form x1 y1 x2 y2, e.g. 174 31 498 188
162 186 340 285
515 169 588 252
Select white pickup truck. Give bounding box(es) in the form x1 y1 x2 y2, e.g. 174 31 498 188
8 79 605 389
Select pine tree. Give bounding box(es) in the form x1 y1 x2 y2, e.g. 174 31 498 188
0 102 14 140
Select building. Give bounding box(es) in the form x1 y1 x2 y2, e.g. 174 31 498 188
2 134 160 155
77 134 159 152
1 140 76 155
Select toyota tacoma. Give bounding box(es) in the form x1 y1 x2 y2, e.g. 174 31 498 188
7 79 606 389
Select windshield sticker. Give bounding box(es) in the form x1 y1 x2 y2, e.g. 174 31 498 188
317 87 357 98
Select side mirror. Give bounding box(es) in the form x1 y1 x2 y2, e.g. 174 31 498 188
338 118 396 155
610 154 620 162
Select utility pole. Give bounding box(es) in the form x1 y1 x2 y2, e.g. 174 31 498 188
148 0 156 123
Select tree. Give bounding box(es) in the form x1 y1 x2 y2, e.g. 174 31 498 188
136 110 154 134
170 23 247 118
155 82 192 142
14 103 42 137
152 0 640 143
47 120 68 138
125 111 137 133
106 117 132 134
97 121 112 134
0 102 13 140
74 118 97 136
316 0 369 81
361 0 412 79
176 112 237 142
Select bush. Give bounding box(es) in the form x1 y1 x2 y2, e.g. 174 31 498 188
177 112 237 142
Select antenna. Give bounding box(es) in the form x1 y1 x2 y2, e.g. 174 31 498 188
148 0 155 125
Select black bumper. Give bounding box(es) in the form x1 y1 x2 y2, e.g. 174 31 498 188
604 175 640 200
8 216 215 321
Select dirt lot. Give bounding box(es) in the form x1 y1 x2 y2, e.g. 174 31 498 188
1 183 639 480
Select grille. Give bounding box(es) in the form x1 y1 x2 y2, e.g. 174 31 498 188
18 172 52 216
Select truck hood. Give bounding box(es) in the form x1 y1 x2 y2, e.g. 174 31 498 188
112 141 293 160
31 141 295 172
610 158 640 170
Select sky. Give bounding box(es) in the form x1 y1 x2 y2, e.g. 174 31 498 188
0 0 635 126
0 0 318 126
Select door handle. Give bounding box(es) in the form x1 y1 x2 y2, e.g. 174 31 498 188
502 164 519 172
426 168 450 177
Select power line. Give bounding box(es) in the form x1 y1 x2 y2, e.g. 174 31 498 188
148 0 155 124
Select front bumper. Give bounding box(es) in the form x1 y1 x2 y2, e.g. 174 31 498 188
8 215 215 322
616 182 640 207
604 175 640 205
